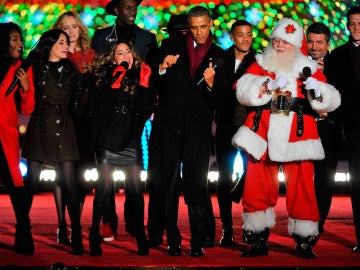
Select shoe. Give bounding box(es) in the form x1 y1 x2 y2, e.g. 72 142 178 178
57 226 70 245
241 243 269 257
188 247 204 256
166 245 181 256
14 224 34 255
101 223 115 242
71 227 84 255
89 227 102 256
136 233 149 256
219 230 234 247
353 244 360 253
295 243 317 259
203 237 215 248
149 236 163 248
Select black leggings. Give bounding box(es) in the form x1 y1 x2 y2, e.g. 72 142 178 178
25 160 81 229
91 163 144 235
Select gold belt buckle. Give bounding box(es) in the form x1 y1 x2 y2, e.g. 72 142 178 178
271 90 292 116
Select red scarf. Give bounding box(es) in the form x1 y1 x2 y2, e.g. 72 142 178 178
187 33 213 77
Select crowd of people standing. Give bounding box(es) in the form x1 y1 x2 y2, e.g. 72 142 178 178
0 0 359 260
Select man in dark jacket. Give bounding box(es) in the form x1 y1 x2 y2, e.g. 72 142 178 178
147 6 225 256
91 0 158 240
306 22 342 234
214 19 256 247
328 5 360 253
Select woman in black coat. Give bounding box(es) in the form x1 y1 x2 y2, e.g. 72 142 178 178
88 39 153 256
22 29 84 255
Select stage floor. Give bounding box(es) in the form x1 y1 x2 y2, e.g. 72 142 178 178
0 192 359 269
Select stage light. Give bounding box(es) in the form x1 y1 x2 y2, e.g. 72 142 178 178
208 171 219 182
113 170 125 182
40 168 56 181
140 170 147 182
84 168 98 182
19 159 28 177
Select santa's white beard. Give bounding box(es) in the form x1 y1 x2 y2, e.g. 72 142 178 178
262 46 302 73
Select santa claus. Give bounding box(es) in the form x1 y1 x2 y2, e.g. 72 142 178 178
232 18 340 258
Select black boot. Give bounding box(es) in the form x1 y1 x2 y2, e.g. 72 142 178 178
241 228 269 257
57 224 70 245
136 228 149 256
293 234 318 259
71 226 84 255
219 229 234 247
14 224 34 255
89 227 102 256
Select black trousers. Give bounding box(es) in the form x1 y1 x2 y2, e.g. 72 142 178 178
348 154 360 244
215 125 239 232
314 119 341 231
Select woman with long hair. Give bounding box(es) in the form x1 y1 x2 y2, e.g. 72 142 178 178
52 11 95 245
88 39 153 256
0 22 35 255
22 29 84 255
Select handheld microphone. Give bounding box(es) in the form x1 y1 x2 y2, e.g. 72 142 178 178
197 57 224 86
5 61 30 97
302 66 316 100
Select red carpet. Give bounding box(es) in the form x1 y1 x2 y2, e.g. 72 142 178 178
0 191 359 269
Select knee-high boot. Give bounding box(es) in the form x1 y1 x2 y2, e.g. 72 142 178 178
241 228 270 257
293 234 318 259
11 186 34 255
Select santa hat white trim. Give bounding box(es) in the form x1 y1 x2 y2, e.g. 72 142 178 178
271 18 303 48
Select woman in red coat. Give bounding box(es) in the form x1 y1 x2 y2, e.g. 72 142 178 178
0 22 35 255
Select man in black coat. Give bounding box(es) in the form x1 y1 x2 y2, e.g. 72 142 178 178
90 0 158 240
147 6 225 256
214 19 256 247
91 0 158 64
328 5 360 253
306 22 342 234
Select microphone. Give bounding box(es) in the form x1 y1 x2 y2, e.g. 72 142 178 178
197 57 224 86
5 61 31 97
302 66 316 100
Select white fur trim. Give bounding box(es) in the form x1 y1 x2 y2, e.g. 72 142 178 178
288 218 319 237
243 207 276 233
232 126 267 160
236 74 273 107
271 18 303 47
267 112 325 162
309 82 341 113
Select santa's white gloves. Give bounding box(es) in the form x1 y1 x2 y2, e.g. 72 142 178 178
304 77 321 97
267 75 289 90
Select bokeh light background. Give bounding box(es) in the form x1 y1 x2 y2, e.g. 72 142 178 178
1 0 358 172
1 0 359 57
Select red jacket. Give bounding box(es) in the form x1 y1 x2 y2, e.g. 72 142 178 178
0 59 35 187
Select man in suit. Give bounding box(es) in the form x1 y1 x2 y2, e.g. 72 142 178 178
147 6 225 256
214 19 256 247
306 22 342 234
91 0 158 240
328 5 360 253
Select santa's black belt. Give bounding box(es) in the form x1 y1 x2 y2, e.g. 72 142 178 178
249 98 314 137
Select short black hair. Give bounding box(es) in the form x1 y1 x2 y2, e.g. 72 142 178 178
187 6 211 20
231 20 252 33
306 22 331 43
347 6 360 26
0 22 23 58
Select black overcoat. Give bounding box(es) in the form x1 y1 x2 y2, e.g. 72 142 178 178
22 60 80 162
148 35 225 204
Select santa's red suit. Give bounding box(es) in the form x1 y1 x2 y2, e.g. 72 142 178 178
0 59 35 187
232 48 341 240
